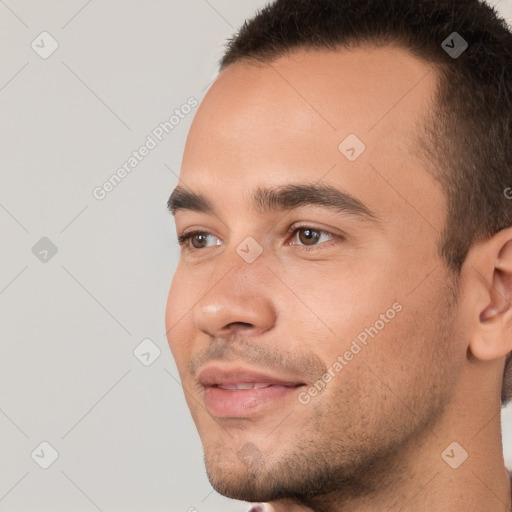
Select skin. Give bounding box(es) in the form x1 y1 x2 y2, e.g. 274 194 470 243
165 46 512 511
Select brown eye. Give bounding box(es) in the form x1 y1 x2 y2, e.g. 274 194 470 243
190 233 209 249
177 231 221 250
287 226 336 250
297 228 321 246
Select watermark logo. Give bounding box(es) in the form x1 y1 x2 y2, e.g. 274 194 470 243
236 237 263 264
32 237 58 263
338 134 366 161
441 441 468 469
31 31 59 59
441 32 468 59
133 338 161 367
237 442 263 467
31 441 59 469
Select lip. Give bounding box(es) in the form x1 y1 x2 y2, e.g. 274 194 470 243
198 365 305 387
198 364 306 418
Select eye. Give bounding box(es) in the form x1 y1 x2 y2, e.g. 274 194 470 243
176 225 338 252
177 230 221 250
286 225 336 249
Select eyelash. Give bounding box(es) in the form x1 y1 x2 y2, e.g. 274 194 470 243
176 224 340 252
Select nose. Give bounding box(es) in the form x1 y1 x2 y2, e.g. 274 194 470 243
192 264 277 340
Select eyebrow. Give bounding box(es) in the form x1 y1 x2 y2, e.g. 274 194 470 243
167 183 378 221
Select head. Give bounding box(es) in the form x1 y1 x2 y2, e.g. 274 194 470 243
166 0 512 505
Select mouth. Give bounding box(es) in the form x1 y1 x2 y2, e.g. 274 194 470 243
198 365 306 418
213 382 296 390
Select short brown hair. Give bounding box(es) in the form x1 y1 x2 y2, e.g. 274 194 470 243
219 0 512 405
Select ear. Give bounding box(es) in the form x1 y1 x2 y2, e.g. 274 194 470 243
465 227 512 362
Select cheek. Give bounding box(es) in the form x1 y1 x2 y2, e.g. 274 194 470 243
361 278 459 399
277 258 395 346
278 252 439 385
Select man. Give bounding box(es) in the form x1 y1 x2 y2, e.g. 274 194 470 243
165 0 512 510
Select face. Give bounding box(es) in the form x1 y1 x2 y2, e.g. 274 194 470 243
165 46 466 503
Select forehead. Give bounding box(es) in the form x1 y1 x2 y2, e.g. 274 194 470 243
179 45 444 232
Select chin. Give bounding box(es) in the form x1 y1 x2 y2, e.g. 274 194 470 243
205 458 264 502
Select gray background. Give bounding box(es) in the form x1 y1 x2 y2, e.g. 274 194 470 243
1 1 511 511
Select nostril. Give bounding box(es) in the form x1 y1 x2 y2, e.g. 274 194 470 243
227 321 254 330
